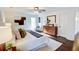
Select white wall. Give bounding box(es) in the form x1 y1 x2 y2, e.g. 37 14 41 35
75 12 79 34
59 11 75 40
42 10 76 41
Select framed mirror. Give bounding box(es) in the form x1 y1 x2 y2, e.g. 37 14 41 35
47 15 56 25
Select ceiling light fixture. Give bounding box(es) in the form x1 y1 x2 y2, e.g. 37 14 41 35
34 7 39 11
33 7 46 14
34 7 39 14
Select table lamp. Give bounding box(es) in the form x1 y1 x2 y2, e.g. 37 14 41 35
0 25 12 51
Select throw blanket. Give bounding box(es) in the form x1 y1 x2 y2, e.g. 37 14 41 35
27 30 43 38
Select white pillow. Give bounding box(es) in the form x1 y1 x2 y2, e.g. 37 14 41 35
11 23 21 40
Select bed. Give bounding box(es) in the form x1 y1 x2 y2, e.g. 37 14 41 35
12 23 62 51
13 31 62 51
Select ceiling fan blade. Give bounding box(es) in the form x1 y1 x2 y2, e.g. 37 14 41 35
41 9 46 12
39 9 46 13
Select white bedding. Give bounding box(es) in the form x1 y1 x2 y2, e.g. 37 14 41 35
15 32 40 50
14 32 62 51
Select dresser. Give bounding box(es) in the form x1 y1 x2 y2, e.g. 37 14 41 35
43 26 58 37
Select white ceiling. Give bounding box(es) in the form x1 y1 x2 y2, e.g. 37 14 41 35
1 7 79 14
9 7 79 11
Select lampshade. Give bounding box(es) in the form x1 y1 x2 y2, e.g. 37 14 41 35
0 25 12 44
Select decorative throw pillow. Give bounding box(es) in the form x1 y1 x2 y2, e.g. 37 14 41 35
18 28 26 38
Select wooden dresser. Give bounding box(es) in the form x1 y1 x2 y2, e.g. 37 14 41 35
43 26 58 37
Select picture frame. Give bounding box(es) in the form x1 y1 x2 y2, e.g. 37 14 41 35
47 15 56 25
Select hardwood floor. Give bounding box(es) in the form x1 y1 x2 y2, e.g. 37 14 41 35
50 36 74 51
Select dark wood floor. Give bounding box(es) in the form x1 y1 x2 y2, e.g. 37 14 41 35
50 36 74 51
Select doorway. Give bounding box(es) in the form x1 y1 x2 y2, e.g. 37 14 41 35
31 17 36 31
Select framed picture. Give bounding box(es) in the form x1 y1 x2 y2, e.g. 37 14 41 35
47 15 56 25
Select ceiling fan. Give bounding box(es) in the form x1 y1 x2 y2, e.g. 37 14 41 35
33 7 46 13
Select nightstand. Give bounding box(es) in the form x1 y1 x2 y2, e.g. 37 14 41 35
6 46 16 51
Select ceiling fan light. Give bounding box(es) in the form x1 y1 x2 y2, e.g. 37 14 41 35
34 7 39 11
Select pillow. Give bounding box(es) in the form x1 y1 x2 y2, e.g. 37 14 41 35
18 28 26 38
11 24 21 40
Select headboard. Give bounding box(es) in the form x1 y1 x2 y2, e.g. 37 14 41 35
14 17 26 25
